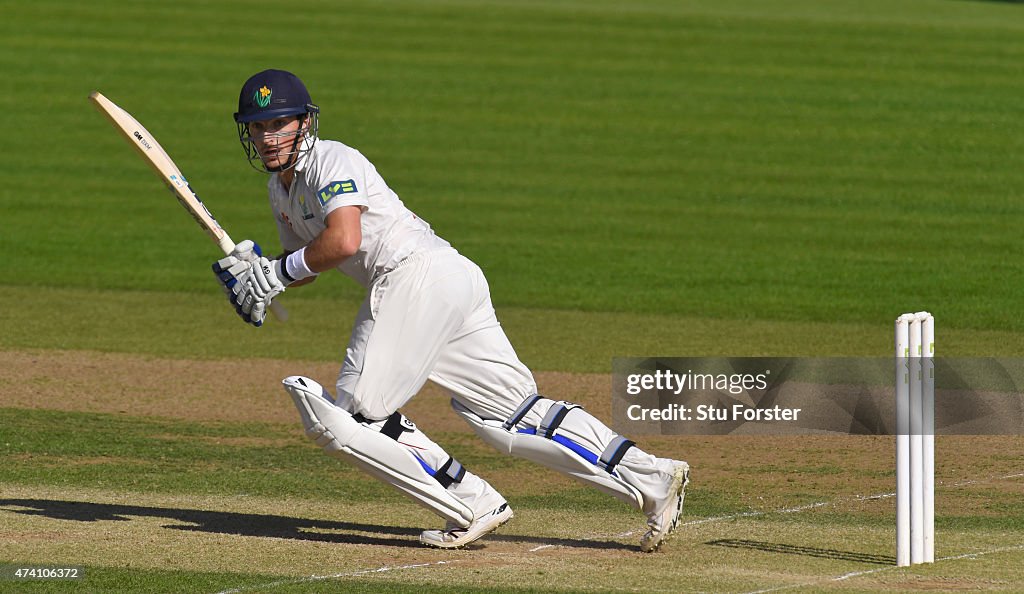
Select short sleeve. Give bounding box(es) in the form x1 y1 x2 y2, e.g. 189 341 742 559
313 149 371 217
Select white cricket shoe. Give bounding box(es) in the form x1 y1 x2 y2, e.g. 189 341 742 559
640 460 690 552
419 502 513 549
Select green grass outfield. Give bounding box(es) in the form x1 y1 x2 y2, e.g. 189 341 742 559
2 0 1023 592
3 0 1024 337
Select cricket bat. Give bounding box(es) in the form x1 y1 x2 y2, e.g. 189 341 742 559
89 91 287 322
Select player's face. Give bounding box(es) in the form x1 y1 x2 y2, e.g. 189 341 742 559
248 116 304 170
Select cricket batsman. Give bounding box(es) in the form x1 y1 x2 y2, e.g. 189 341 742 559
213 69 690 550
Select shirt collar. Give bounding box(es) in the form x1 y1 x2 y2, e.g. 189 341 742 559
293 135 317 173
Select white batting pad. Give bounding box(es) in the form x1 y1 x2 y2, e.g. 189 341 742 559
451 398 646 510
283 375 474 528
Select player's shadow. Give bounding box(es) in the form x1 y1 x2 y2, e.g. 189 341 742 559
706 538 894 565
0 498 631 551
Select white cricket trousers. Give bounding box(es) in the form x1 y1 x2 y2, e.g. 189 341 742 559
336 246 536 420
335 247 677 517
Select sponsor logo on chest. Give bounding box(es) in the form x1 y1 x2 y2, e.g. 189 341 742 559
298 194 315 220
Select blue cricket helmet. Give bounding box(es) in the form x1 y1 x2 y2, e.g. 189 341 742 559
234 69 319 123
234 69 320 173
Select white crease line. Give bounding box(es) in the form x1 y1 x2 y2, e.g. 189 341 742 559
776 501 830 513
530 529 637 552
682 471 1023 529
517 472 1024 557
938 543 1024 562
213 561 451 594
682 511 764 526
682 501 831 528
855 492 894 500
528 472 1024 553
738 543 1024 594
532 473 1011 553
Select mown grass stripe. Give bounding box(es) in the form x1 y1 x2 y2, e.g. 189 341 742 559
7 287 1024 370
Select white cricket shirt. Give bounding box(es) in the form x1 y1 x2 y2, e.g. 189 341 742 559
268 138 450 287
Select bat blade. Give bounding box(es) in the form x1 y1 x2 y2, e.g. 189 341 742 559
89 91 234 254
89 91 288 322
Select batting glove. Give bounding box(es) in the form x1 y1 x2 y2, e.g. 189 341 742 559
241 256 288 326
212 240 265 325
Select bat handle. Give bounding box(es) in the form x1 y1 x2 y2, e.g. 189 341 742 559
269 300 290 322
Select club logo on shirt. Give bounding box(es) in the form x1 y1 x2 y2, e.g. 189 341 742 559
255 86 272 108
298 194 314 220
317 180 357 205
